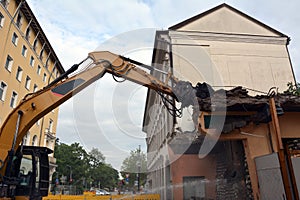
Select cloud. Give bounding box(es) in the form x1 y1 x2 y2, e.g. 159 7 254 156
28 0 155 36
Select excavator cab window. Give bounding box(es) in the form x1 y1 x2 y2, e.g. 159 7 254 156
13 146 52 199
16 155 34 196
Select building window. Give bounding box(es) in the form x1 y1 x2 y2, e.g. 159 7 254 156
45 57 50 68
16 12 22 28
43 73 47 82
16 66 23 81
56 70 60 78
25 76 31 90
5 55 13 72
21 45 27 57
183 176 206 200
37 65 41 75
10 91 17 108
0 0 9 8
33 84 38 92
12 32 18 45
39 49 44 60
32 135 38 146
49 119 53 133
0 81 7 101
53 68 57 77
0 12 5 27
33 39 37 51
29 56 34 67
25 27 30 41
23 131 30 145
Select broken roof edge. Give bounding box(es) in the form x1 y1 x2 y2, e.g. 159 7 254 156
195 83 300 112
169 3 289 40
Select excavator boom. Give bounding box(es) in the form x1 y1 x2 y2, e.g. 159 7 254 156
0 51 175 161
0 51 191 199
0 51 176 161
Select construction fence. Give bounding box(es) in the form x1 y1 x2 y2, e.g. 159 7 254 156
43 194 160 200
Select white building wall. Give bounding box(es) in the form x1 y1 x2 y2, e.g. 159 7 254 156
170 31 294 94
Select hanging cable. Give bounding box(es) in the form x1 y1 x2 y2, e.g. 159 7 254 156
156 91 182 118
98 57 182 117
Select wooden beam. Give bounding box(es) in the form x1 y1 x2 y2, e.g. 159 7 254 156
269 98 293 200
269 98 283 149
285 143 300 200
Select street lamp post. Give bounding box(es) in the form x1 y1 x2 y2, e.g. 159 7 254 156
137 145 141 192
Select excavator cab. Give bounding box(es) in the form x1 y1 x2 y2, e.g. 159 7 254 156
1 146 52 200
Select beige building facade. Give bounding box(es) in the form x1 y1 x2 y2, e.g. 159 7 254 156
143 4 297 200
0 0 64 177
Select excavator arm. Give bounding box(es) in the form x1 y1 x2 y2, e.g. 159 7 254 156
0 51 196 199
0 51 193 197
0 51 177 161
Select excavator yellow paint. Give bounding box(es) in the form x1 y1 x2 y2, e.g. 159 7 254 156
0 51 188 200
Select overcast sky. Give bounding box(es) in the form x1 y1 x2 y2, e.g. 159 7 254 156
26 0 300 170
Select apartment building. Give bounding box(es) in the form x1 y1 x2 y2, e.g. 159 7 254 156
143 4 297 199
0 0 64 177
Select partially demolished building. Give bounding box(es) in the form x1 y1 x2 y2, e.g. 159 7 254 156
143 3 299 200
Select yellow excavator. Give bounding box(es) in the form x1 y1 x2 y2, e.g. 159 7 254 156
0 51 196 200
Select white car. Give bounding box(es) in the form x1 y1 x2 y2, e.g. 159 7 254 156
95 189 110 195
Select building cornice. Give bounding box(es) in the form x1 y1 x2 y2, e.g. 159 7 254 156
169 30 288 45
17 0 65 73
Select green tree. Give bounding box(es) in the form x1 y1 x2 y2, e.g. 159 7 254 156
285 82 300 95
53 141 90 193
120 148 147 190
89 162 119 191
89 147 105 167
53 142 119 193
87 148 118 191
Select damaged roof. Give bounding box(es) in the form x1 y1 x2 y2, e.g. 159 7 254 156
194 83 300 112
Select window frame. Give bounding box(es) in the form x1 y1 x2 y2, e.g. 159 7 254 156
5 55 13 72
0 81 7 101
29 56 35 67
37 65 41 75
10 91 18 108
25 75 31 90
16 66 23 82
23 132 30 145
39 49 44 60
25 27 31 41
0 12 5 27
43 73 47 82
33 84 38 92
21 45 27 57
49 119 53 133
32 135 38 146
33 39 37 51
45 57 50 68
16 12 22 29
12 32 18 46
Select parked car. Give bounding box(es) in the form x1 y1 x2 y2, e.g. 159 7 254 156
95 189 110 195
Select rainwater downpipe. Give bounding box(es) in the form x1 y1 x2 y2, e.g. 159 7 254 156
167 32 177 127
